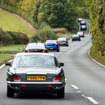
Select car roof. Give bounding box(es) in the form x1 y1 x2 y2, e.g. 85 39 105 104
72 34 79 37
57 38 66 41
77 31 83 34
26 43 45 49
45 40 57 43
15 53 54 57
78 18 82 20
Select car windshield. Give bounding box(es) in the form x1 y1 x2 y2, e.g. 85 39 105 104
12 55 57 68
27 43 45 49
57 38 66 41
46 40 56 43
77 32 83 34
72 34 79 37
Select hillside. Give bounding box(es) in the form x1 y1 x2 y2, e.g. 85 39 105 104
0 8 37 37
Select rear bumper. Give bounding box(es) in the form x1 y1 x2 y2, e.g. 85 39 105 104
7 81 65 92
46 46 58 50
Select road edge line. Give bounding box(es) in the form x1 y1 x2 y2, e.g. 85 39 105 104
88 50 105 68
0 60 13 70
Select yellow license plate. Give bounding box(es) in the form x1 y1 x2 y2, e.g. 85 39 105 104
61 43 63 45
27 76 46 80
50 48 53 49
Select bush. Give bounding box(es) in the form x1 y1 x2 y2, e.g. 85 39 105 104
52 28 68 33
30 25 57 42
0 29 29 45
8 31 29 44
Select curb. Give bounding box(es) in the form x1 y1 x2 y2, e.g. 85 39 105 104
88 50 105 68
0 60 13 70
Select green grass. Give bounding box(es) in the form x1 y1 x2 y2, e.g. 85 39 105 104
90 47 105 66
0 44 27 65
0 45 26 54
62 33 74 40
0 10 35 37
0 54 13 65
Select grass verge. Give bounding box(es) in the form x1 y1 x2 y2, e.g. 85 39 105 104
0 54 13 65
90 47 105 66
0 9 35 37
0 45 26 54
0 45 26 66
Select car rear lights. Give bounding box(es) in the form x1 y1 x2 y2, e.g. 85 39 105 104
48 84 53 87
14 75 21 82
26 49 30 53
55 44 58 46
53 75 60 82
65 40 68 43
21 84 26 87
43 49 46 53
45 44 47 46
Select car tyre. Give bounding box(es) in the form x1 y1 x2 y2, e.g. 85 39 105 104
66 44 68 46
7 86 14 97
57 87 65 98
57 48 60 52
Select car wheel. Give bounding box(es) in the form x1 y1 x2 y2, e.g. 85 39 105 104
7 86 14 97
57 87 65 98
66 44 68 46
79 39 81 41
57 48 60 52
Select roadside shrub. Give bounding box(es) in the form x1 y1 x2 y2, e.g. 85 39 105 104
30 25 57 42
0 29 29 45
52 28 68 33
8 31 29 44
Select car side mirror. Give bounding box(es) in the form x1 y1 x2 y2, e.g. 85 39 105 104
60 63 64 66
5 62 12 66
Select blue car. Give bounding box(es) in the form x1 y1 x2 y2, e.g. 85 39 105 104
45 40 60 52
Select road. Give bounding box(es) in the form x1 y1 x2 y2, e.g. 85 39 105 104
0 20 105 105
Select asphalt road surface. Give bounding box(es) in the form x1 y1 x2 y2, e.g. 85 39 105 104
0 20 105 105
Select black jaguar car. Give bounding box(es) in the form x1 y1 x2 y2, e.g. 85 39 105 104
5 53 66 98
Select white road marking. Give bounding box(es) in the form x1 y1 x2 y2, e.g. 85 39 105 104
88 50 105 68
77 91 81 93
0 64 5 69
71 85 79 90
82 94 87 98
87 97 99 104
0 60 13 70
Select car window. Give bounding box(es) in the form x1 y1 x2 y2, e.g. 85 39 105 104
12 55 57 68
46 40 56 43
57 38 66 41
27 43 45 49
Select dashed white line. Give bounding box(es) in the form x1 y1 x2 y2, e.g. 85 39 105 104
71 85 79 90
82 94 87 98
77 91 81 93
87 97 99 105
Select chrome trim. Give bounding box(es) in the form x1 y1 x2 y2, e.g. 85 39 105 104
7 81 63 84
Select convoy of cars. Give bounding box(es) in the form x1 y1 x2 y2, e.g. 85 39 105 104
5 18 87 98
71 18 87 41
